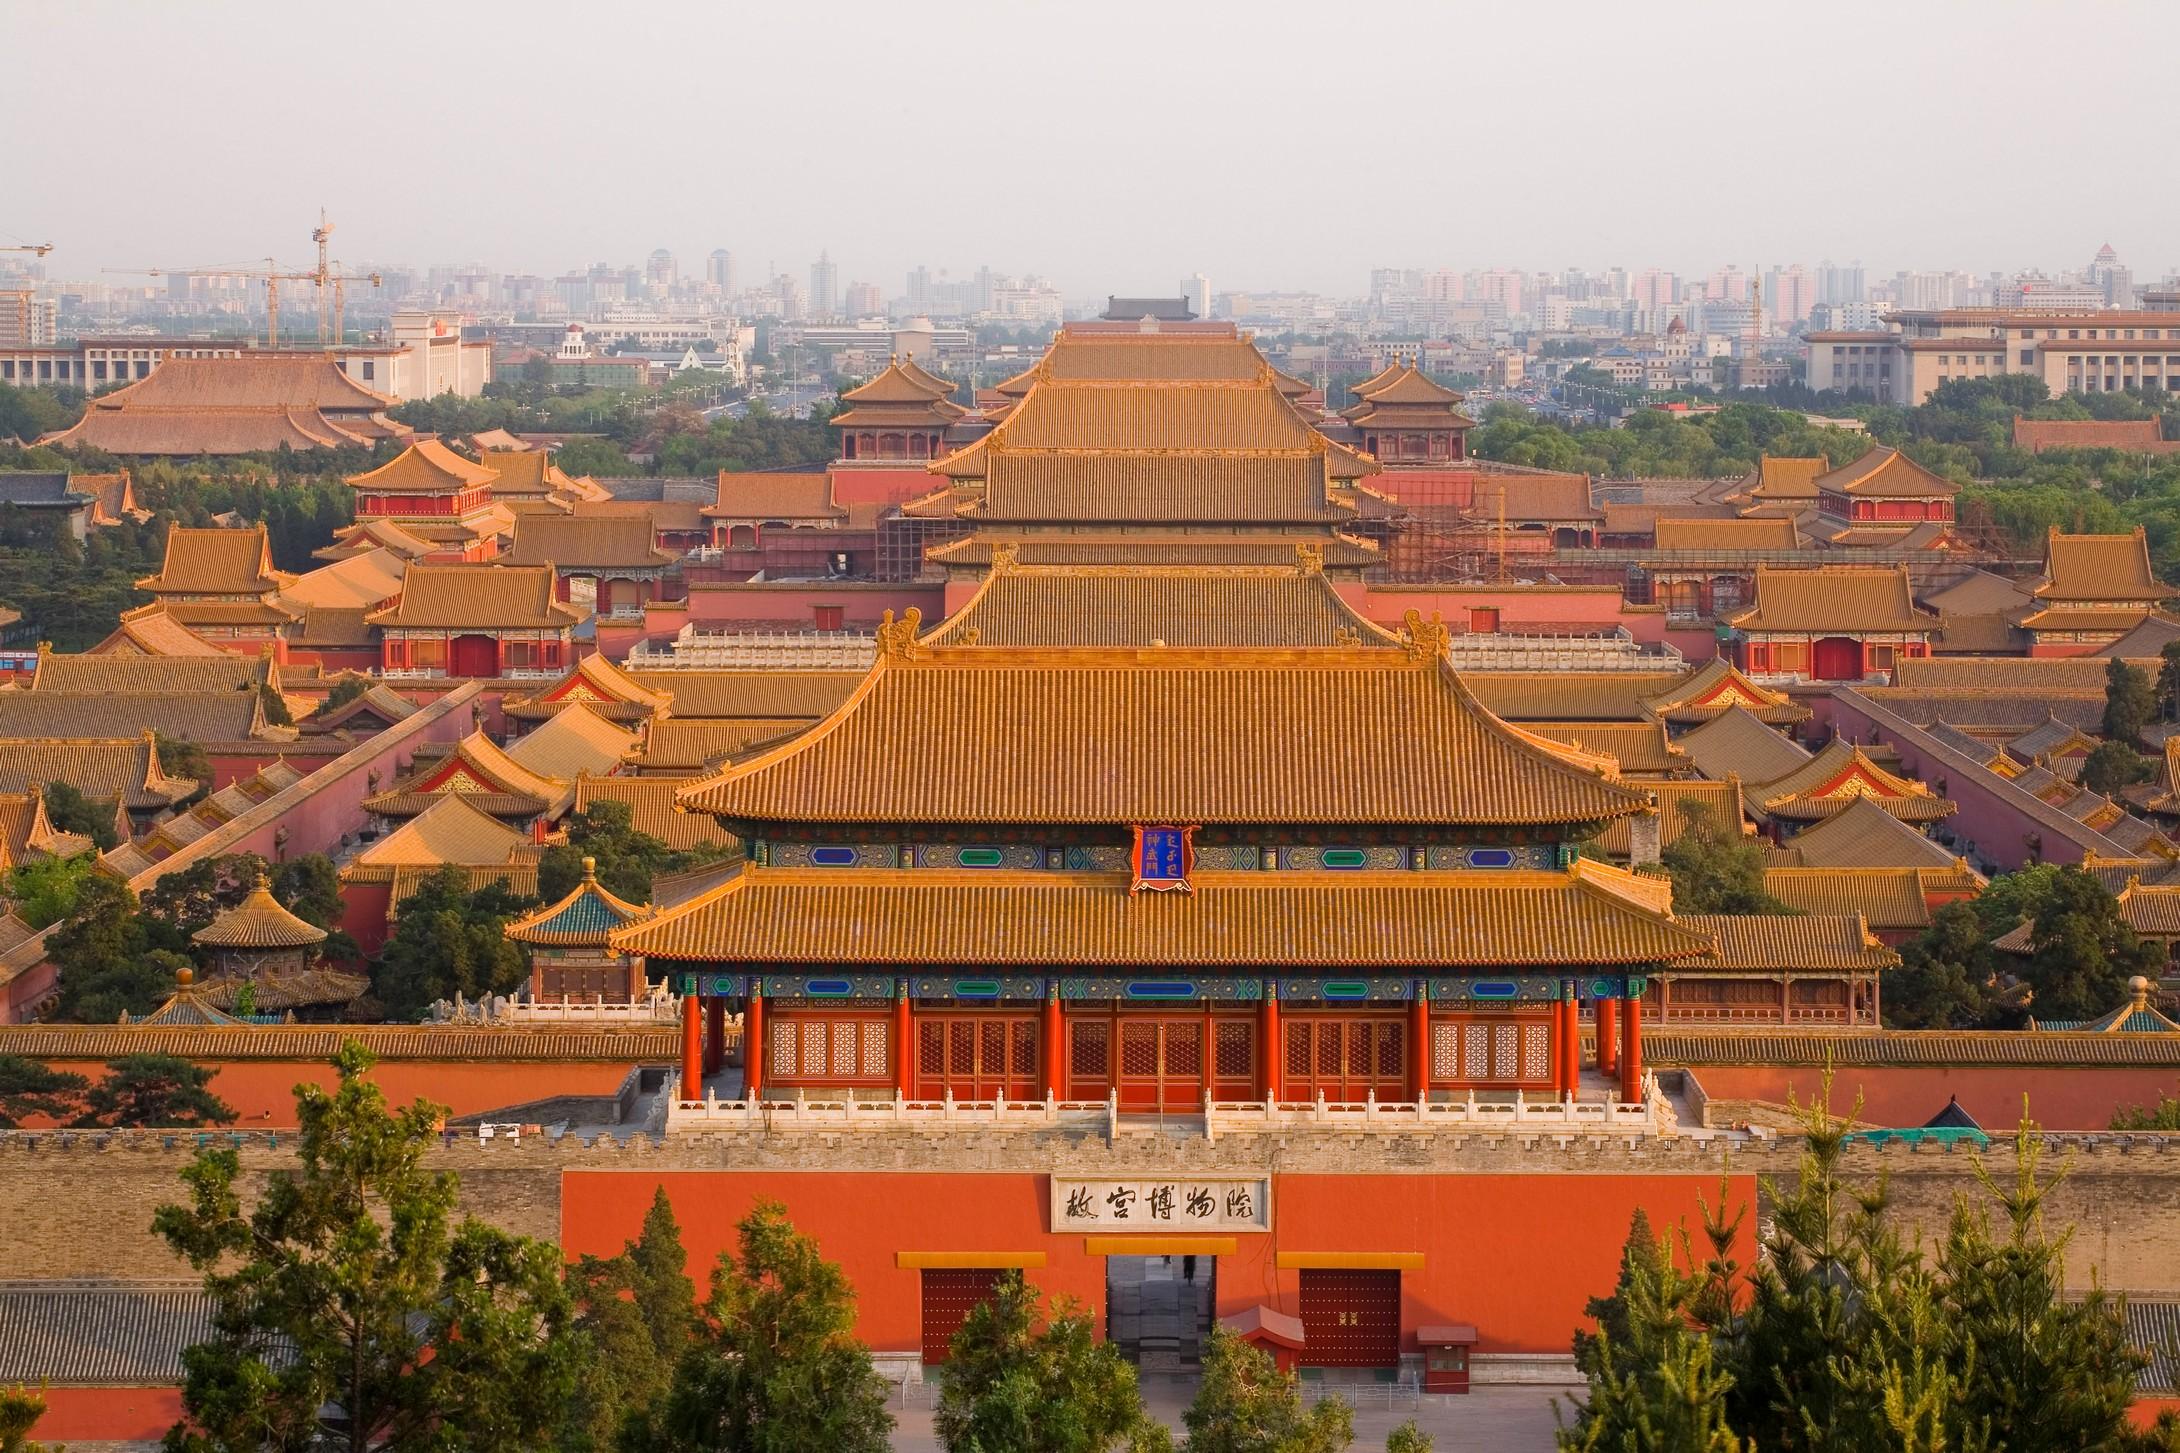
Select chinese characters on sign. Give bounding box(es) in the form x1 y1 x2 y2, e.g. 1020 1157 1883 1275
1051 1177 1271 1232
1131 823 1197 894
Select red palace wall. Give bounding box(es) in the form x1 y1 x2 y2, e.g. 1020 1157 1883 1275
1686 1064 2180 1133
562 1170 1757 1359
29 1386 183 1444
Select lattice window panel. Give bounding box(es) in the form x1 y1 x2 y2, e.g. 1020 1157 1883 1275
1010 1021 1037 1076
1522 1024 1550 1082
1465 1024 1491 1080
803 1023 829 1076
918 1021 945 1076
1493 1024 1518 1080
980 1021 1007 1076
1165 1024 1201 1077
1432 1024 1462 1080
949 1022 975 1075
1071 1021 1109 1077
861 1022 888 1078
1374 1023 1403 1078
833 1022 858 1076
1344 1023 1370 1077
1121 1023 1160 1078
770 1019 798 1077
1285 1023 1311 1076
1215 1022 1252 1079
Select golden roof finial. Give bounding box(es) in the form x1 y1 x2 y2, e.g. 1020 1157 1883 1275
1294 542 1324 576
990 542 1020 572
1400 608 1450 664
874 608 925 660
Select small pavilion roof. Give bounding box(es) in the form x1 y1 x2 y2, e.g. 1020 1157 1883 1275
841 358 959 404
127 968 248 1027
191 873 328 950
2041 976 2180 1033
1813 446 1960 500
675 626 1650 830
612 859 1718 967
135 525 284 596
1725 566 1938 636
505 857 651 946
363 730 566 819
474 449 574 499
343 794 532 881
1754 739 1956 823
2033 528 2165 603
504 653 675 722
346 439 498 494
1679 706 1815 786
364 564 587 631
1738 455 1826 501
1640 658 1811 727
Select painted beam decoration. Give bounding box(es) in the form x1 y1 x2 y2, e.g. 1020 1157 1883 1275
1131 824 1196 893
1052 1176 1271 1232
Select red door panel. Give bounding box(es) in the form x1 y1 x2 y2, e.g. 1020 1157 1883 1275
921 1267 1005 1364
1298 1268 1401 1367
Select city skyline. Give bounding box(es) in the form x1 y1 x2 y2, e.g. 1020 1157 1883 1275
6 0 2179 295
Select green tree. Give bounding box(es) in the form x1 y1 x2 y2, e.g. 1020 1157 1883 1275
1555 1245 1745 1453
2081 740 2155 796
316 674 371 715
372 866 534 1019
563 1187 696 1452
935 1271 1157 1453
1177 1327 1352 1453
535 798 730 904
2158 641 2180 721
154 1042 583 1453
2112 1093 2180 1130
47 875 170 1023
2018 868 2164 1022
0 1054 86 1127
619 1200 893 1453
39 782 118 851
4 851 99 930
1887 900 2002 1029
1383 1425 1431 1453
152 733 215 796
76 1053 234 1128
1659 803 1789 915
2104 658 2157 745
0 1382 62 1452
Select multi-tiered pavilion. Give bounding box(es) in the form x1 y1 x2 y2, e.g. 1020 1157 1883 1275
618 326 1723 1113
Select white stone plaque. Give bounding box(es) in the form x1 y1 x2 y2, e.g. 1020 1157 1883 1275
1050 1176 1271 1232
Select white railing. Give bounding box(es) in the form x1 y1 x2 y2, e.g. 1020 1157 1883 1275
664 1075 1671 1138
497 999 682 1025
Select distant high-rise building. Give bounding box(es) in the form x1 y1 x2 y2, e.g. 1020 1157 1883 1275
844 281 883 318
906 265 932 311
0 289 56 347
1764 265 1817 327
707 249 735 293
1630 270 1678 314
646 248 677 290
809 251 838 318
1817 260 1865 306
1180 273 1211 321
2088 243 2133 308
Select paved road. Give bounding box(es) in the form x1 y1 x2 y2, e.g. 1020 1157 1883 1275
888 1381 1569 1450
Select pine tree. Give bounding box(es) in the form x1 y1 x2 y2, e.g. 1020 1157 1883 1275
1556 1236 1744 1453
2104 658 2157 744
563 1187 696 1451
1178 1328 1351 1453
934 1271 1157 1453
0 1384 61 1452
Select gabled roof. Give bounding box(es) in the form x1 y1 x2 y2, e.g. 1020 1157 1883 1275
346 439 498 494
344 794 531 880
1812 446 1959 500
1592 777 1751 860
1528 721 1687 777
1762 867 1934 931
469 428 533 452
0 790 84 872
1678 706 1814 786
920 561 1399 650
364 564 587 631
2007 715 2097 763
277 548 406 610
504 701 640 782
0 733 196 810
1461 671 1689 724
1740 456 1826 501
312 517 438 562
572 773 735 851
363 730 566 819
1640 658 1811 726
305 682 417 735
502 513 672 570
192 873 328 949
474 449 574 498
504 858 651 946
504 653 674 721
128 967 246 1026
1725 566 1937 635
839 357 962 404
1651 515 1800 552
1780 795 1971 874
702 471 844 523
136 525 283 595
1756 740 1956 823
1339 365 1475 430
2034 528 2165 603
1674 913 1900 971
675 633 1650 829
29 644 264 695
2096 614 2180 658
83 608 227 657
612 861 1717 967
2012 417 2170 454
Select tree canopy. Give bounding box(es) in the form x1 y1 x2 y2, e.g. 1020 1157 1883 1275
372 866 535 1020
934 1271 1159 1453
1657 803 1789 915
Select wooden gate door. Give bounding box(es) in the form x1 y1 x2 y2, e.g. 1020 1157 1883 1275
1812 636 1862 681
1284 1018 1404 1102
449 633 498 678
918 1016 1037 1100
921 1267 1005 1364
1298 1268 1402 1367
1116 1018 1202 1111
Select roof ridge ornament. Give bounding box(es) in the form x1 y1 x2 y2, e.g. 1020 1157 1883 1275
1400 608 1450 664
990 542 1020 572
1294 542 1324 576
874 608 925 660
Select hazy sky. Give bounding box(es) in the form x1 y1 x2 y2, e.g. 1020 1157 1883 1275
7 0 2178 299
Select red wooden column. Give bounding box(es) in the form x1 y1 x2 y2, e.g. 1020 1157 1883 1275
703 996 726 1075
743 984 765 1100
1560 988 1579 1099
1408 981 1431 1102
1260 980 1281 1101
1619 993 1644 1104
679 991 703 1101
1200 998 1215 1104
895 980 916 1100
1596 995 1619 1077
1040 981 1063 1099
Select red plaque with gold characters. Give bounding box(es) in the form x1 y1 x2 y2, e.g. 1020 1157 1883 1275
1131 824 1196 894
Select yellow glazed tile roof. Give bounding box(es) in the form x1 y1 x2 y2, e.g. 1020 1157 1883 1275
365 564 587 631
346 439 498 493
191 874 328 949
920 563 1398 649
1726 566 1937 635
1762 867 1935 930
1639 658 1810 726
2036 528 2165 603
1674 913 1899 971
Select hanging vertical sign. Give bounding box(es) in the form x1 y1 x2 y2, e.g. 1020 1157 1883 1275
1130 824 1196 894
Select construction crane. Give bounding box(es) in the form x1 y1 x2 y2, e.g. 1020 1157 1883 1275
104 258 320 348
1 244 54 257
